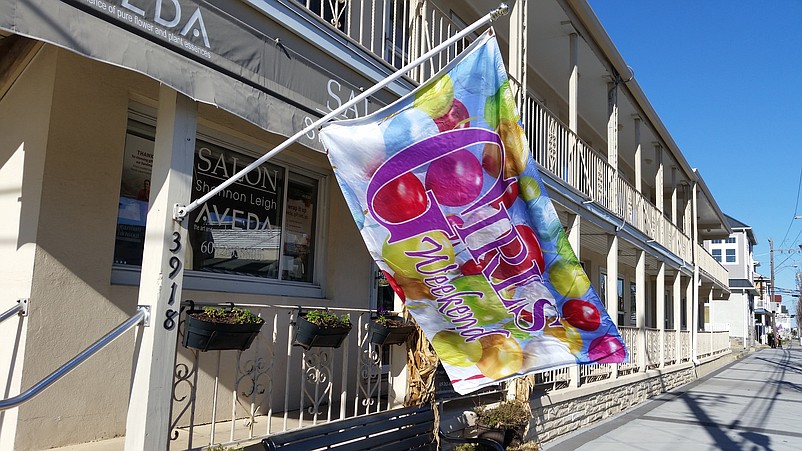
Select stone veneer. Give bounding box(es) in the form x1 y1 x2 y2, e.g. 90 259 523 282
530 353 735 445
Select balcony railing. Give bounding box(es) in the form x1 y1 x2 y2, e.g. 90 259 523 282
517 87 693 262
295 0 470 83
695 242 729 288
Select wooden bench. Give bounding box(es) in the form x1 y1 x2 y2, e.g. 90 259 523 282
261 404 503 450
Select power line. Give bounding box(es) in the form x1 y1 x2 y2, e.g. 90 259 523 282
779 167 802 248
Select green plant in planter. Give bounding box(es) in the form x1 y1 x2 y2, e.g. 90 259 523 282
474 400 531 447
370 307 416 346
304 310 352 328
293 309 353 350
195 306 262 324
183 305 264 352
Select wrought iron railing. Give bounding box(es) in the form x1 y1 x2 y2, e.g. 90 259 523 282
169 302 402 450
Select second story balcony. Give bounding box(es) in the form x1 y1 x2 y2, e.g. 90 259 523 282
290 0 730 286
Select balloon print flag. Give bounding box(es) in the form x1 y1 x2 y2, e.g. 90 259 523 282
320 30 627 394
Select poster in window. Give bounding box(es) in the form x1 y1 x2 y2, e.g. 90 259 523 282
188 141 284 278
113 131 154 266
282 177 317 282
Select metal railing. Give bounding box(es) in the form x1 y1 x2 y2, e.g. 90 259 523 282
0 299 26 323
0 306 148 411
295 0 472 83
695 242 729 288
169 302 404 450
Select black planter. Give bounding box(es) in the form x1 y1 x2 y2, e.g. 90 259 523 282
293 315 352 350
476 425 517 448
369 317 416 346
182 313 264 352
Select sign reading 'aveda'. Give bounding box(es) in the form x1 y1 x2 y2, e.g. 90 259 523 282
82 0 211 58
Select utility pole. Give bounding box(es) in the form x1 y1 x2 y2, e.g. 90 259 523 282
770 239 777 347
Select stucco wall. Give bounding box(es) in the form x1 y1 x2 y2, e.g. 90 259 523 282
7 45 372 450
0 42 54 451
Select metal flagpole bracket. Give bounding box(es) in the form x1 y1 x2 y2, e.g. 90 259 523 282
137 305 151 327
491 3 511 21
174 203 188 222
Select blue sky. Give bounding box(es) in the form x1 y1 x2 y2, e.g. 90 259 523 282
587 1 802 311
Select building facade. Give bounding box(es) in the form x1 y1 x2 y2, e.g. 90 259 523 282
0 1 733 449
705 215 758 348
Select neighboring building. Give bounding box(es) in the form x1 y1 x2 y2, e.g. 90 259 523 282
0 1 733 450
705 215 758 348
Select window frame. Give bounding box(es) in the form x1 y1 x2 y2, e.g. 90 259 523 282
112 106 328 298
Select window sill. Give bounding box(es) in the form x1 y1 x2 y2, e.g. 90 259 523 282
112 265 324 298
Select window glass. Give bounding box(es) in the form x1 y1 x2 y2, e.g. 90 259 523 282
726 237 736 244
188 140 285 278
712 249 722 262
725 249 736 263
113 121 156 266
280 173 318 283
113 119 320 286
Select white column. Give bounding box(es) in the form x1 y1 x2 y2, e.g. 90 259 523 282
636 250 647 372
125 86 197 451
656 262 666 367
633 115 642 193
674 271 682 364
567 212 580 387
688 180 699 363
671 167 678 224
685 275 693 360
569 32 578 134
608 82 619 214
607 234 619 378
654 143 664 214
568 213 581 259
508 0 527 103
606 235 619 324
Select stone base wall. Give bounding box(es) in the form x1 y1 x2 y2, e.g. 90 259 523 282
529 366 696 444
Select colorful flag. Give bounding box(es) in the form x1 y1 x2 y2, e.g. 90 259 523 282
320 30 627 394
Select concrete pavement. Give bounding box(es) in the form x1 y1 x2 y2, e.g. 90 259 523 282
545 346 802 451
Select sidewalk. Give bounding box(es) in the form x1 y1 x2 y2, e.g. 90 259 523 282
545 346 802 450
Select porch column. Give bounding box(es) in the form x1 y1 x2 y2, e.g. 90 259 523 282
633 115 642 193
567 212 581 388
656 261 666 368
606 236 619 323
636 249 647 372
607 234 619 378
685 275 693 360
673 271 682 364
671 167 678 224
508 0 527 104
608 81 619 214
568 30 578 134
125 86 197 451
688 180 700 363
654 143 663 214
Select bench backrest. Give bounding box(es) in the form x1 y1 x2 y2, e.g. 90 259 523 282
262 405 435 451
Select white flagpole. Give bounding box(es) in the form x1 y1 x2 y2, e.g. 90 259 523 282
174 2 510 220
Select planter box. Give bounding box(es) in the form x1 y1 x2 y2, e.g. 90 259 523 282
476 425 516 447
369 317 416 346
182 313 264 352
293 315 352 350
